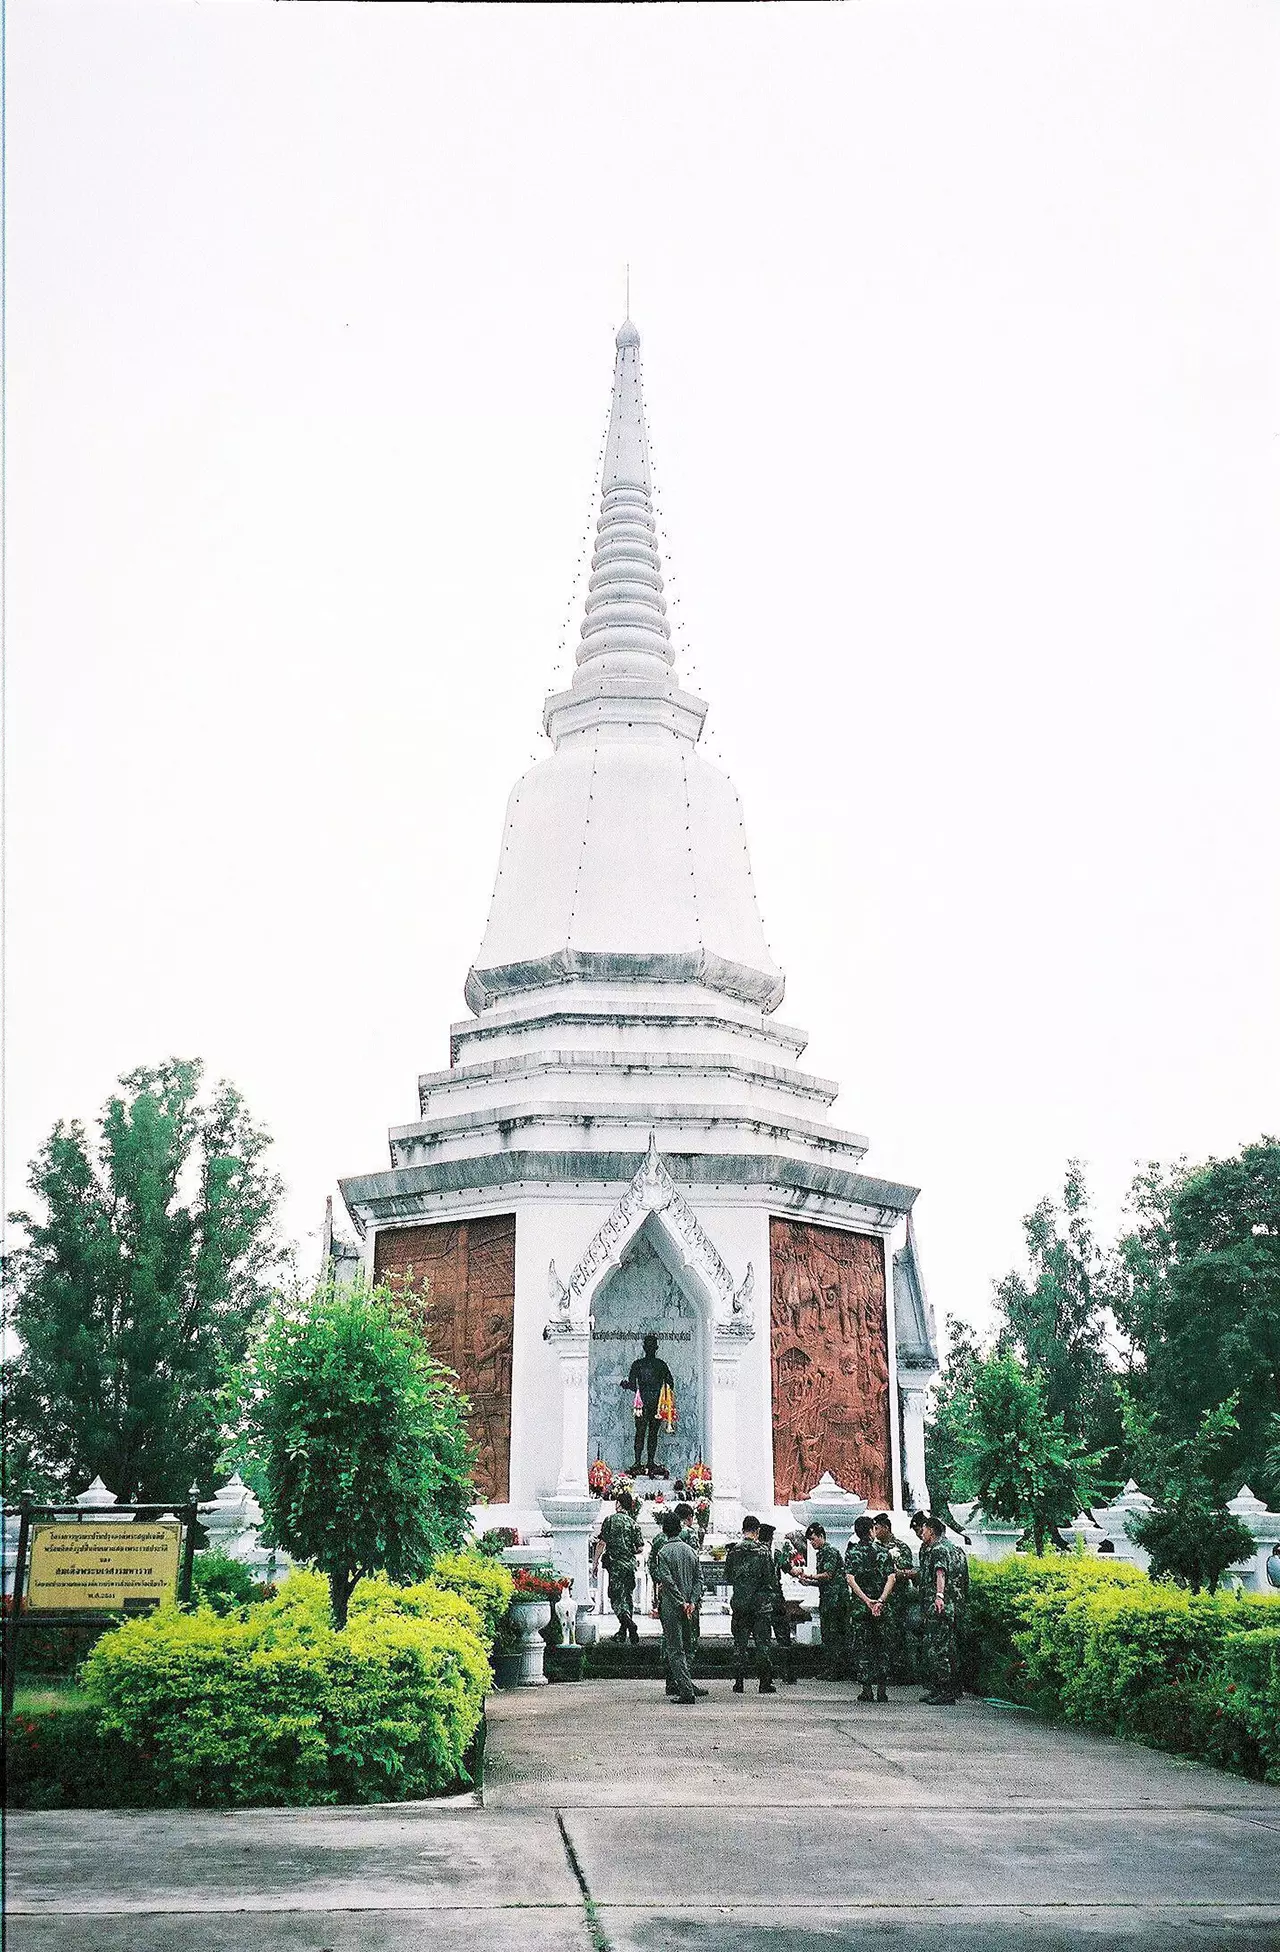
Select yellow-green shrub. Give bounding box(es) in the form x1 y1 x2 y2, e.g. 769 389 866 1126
348 1573 487 1648
962 1554 1280 1779
429 1550 515 1641
1221 1626 1280 1781
67 1567 491 1808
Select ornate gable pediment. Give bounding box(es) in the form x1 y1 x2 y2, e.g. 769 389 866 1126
545 1135 754 1344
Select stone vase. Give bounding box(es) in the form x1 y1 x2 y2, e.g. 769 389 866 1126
509 1599 552 1685
575 1603 598 1648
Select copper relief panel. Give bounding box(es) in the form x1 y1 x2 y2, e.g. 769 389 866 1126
373 1215 515 1504
769 1217 891 1510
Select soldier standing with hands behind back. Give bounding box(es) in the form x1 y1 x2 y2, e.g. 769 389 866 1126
844 1513 896 1703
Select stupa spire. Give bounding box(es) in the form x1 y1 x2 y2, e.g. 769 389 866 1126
543 318 707 747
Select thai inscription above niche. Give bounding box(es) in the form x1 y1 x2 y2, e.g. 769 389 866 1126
373 1215 515 1504
769 1218 891 1510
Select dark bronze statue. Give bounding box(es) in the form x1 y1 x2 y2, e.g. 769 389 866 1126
620 1331 674 1476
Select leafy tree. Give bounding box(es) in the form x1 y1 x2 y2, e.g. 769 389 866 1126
4 1060 286 1502
239 1280 475 1626
956 1351 1102 1554
993 1161 1124 1478
923 1314 985 1514
1120 1390 1257 1593
1113 1139 1280 1503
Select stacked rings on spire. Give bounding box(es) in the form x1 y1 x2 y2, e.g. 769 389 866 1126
577 332 674 671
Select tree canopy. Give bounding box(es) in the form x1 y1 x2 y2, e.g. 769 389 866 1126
940 1349 1100 1553
1112 1139 1280 1505
4 1060 287 1502
239 1279 476 1626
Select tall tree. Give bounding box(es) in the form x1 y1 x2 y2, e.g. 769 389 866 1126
4 1060 286 1501
923 1313 985 1515
1120 1391 1257 1592
993 1161 1123 1478
1113 1139 1280 1503
239 1280 476 1626
957 1351 1101 1554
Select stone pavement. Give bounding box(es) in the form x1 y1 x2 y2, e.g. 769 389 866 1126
8 1679 1280 1949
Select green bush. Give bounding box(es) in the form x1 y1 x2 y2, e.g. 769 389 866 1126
4 1702 132 1810
349 1573 487 1648
962 1554 1280 1779
1221 1625 1280 1781
428 1550 515 1642
191 1549 265 1616
21 1565 493 1809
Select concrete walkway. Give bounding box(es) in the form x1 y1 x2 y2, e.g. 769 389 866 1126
8 1679 1280 1949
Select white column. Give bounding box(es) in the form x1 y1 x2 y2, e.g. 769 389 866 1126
554 1332 590 1495
711 1351 742 1501
882 1231 904 1513
899 1380 931 1514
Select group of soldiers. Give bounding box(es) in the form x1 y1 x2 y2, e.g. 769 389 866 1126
593 1489 968 1706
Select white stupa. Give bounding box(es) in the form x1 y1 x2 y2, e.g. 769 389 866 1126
340 317 937 1583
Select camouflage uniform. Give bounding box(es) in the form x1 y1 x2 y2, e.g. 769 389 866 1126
844 1537 894 1688
598 1509 642 1628
770 1543 801 1682
879 1534 917 1682
919 1537 964 1700
725 1537 774 1687
811 1542 850 1678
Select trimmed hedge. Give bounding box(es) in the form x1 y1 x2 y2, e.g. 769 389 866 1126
6 1557 504 1810
962 1553 1280 1780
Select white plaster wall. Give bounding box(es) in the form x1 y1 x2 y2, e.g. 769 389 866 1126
504 1188 774 1513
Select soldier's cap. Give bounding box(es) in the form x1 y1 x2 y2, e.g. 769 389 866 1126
804 1522 826 1539
757 1523 776 1543
872 1513 892 1527
853 1514 874 1541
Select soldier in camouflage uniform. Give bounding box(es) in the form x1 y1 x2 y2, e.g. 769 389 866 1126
595 1491 642 1644
725 1516 776 1694
917 1513 963 1704
801 1522 850 1679
844 1513 897 1702
873 1511 917 1685
761 1524 801 1684
647 1502 706 1690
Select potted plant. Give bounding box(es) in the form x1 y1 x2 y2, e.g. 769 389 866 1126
491 1607 525 1689
507 1568 571 1686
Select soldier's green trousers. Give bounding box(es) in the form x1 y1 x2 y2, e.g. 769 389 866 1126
770 1603 793 1681
922 1609 960 1698
731 1602 773 1684
851 1609 888 1687
818 1604 850 1679
606 1564 636 1628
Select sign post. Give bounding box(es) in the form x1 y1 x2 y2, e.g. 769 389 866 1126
2 1494 198 1714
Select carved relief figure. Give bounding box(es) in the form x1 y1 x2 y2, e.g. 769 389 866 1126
769 1219 891 1509
374 1215 516 1503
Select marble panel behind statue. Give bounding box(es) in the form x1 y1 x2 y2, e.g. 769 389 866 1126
587 1229 703 1481
769 1217 891 1509
373 1215 515 1503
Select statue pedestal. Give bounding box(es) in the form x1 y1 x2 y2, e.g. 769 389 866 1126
539 1494 599 1605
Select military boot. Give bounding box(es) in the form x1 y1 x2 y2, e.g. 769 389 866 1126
876 1685 889 1703
732 1676 745 1693
857 1686 875 1703
759 1677 777 1694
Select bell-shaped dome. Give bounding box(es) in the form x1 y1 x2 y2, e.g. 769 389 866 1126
465 319 784 1017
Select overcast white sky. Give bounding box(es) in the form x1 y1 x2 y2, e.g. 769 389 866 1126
8 1 1278 1339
